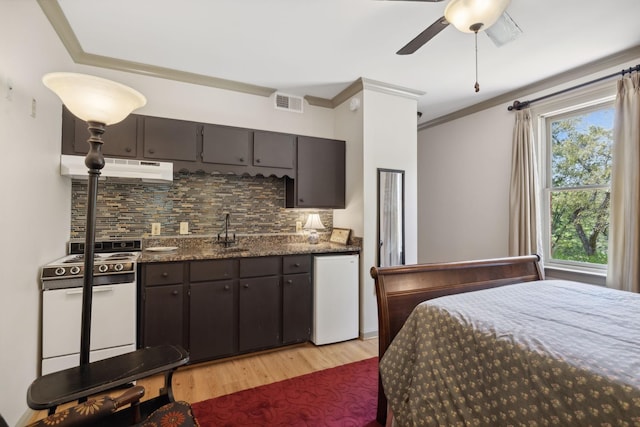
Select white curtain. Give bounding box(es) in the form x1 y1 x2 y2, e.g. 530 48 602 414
509 108 542 258
607 73 640 293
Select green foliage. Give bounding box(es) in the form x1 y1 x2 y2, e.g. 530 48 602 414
549 109 613 265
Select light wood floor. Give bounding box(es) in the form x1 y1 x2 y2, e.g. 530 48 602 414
28 338 378 423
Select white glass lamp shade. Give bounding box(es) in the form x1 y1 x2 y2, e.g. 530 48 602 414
444 0 511 33
303 214 324 244
303 214 325 230
42 72 146 125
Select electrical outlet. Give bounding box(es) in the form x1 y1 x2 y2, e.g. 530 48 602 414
296 221 302 232
180 222 189 235
151 223 161 236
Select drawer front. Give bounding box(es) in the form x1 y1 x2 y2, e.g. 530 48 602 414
283 255 311 274
239 256 281 278
144 262 184 286
190 259 236 282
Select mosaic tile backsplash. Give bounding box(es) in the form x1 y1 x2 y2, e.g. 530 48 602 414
70 172 333 240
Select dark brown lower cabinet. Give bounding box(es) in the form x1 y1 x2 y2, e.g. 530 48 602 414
140 254 316 363
142 284 185 348
238 276 281 352
282 273 311 344
189 280 236 362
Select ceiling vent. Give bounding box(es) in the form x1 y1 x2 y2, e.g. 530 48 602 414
274 93 304 113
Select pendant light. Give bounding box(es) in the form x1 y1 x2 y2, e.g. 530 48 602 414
444 0 512 34
444 0 511 93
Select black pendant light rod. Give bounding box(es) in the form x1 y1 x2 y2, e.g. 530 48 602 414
508 64 640 111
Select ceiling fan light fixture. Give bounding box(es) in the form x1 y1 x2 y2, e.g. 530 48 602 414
444 0 511 33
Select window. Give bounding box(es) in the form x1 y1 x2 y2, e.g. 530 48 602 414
541 101 614 271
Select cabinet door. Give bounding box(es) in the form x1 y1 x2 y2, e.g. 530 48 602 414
190 259 236 282
64 107 138 158
291 136 345 208
239 257 280 278
283 255 310 275
201 124 251 166
142 284 184 348
143 116 198 161
190 280 237 361
238 276 280 352
144 262 184 286
253 131 295 169
282 273 311 344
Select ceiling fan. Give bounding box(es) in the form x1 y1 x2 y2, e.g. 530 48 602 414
388 0 522 55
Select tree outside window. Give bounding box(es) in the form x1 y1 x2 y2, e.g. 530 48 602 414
547 105 614 266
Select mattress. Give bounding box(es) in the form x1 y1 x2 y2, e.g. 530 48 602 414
379 280 640 426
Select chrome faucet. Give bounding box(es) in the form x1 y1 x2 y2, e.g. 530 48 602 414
217 213 236 248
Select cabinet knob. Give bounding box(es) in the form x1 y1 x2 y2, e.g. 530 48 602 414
243 283 249 289
171 290 179 296
286 279 293 284
125 147 132 153
224 285 230 291
239 157 244 162
299 198 304 203
148 149 155 154
161 272 169 278
255 158 261 163
294 263 300 267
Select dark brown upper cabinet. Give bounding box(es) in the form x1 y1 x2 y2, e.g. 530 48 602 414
286 136 346 209
143 116 198 162
202 124 252 166
253 131 295 169
61 106 138 158
60 109 345 207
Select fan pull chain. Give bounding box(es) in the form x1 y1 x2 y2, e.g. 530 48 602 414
474 29 480 93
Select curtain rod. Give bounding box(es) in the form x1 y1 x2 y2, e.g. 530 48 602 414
507 64 640 111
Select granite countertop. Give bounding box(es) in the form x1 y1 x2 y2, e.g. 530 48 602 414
138 235 360 263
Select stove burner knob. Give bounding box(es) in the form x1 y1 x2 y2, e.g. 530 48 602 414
114 263 124 272
70 266 81 275
54 267 66 276
98 264 109 273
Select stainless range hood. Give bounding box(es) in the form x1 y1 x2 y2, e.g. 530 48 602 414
60 154 173 183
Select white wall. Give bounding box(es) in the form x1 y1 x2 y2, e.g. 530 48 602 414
418 106 513 262
360 88 418 336
1 2 73 424
418 58 640 264
1 2 337 424
334 95 364 236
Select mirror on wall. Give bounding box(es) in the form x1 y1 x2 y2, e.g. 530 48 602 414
377 168 405 267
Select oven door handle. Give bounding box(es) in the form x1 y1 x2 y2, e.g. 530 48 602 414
65 287 114 295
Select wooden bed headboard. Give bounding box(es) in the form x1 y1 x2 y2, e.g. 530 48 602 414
370 254 543 425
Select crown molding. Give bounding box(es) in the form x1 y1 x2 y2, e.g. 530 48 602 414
419 45 640 130
361 78 425 100
331 79 364 108
38 0 276 98
304 95 334 109
306 78 425 109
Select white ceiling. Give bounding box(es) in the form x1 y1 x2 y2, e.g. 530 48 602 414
53 0 640 124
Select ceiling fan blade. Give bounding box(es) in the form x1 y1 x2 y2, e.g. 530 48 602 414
396 16 449 55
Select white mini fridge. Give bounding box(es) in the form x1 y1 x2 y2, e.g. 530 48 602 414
311 254 359 345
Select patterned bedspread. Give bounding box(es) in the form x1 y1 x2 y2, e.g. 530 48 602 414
379 280 640 426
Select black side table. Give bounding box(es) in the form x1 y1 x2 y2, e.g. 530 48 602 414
27 345 189 415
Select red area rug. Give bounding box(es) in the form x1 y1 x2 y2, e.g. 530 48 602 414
191 357 380 427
